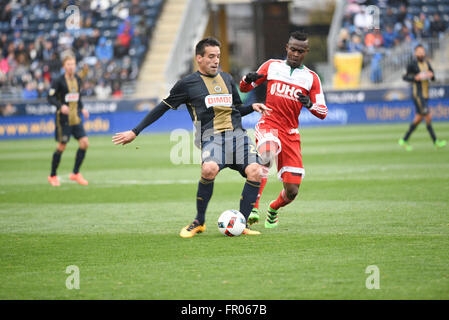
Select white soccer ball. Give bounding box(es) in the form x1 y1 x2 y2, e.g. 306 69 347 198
217 209 246 237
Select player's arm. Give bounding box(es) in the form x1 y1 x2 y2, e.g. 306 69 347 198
403 62 418 82
298 72 327 120
239 61 269 92
231 78 271 116
77 77 89 120
113 80 187 145
47 78 67 113
427 62 435 81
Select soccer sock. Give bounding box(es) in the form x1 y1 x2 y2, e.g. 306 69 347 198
50 150 62 176
239 180 261 221
254 166 269 209
195 177 214 225
403 123 418 141
270 189 293 211
73 148 86 174
426 124 437 143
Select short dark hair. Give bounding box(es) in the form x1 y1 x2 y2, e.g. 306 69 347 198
414 43 425 51
195 37 221 56
289 31 308 42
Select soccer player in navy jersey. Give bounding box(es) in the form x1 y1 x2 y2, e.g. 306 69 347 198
113 38 271 238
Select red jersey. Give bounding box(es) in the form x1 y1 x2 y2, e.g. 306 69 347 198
239 59 327 131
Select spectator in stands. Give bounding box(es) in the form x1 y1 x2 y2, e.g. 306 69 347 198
0 2 13 27
413 13 431 39
430 13 447 39
0 33 8 57
111 81 123 99
383 7 397 29
94 79 111 99
396 4 409 28
382 24 399 48
22 81 38 99
364 28 383 53
11 10 28 32
95 37 113 63
347 33 364 53
115 18 134 58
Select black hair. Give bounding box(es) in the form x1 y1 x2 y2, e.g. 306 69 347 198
414 44 425 51
289 31 308 42
195 37 221 56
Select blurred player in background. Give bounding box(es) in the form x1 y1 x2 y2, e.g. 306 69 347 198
399 44 446 151
47 54 90 186
239 31 328 228
112 37 271 238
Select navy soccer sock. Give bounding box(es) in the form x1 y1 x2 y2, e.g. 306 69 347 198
73 148 86 174
239 180 261 222
426 124 437 143
51 150 62 176
404 123 417 141
195 177 214 225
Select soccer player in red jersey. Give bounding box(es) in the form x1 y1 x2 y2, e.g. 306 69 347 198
239 31 328 228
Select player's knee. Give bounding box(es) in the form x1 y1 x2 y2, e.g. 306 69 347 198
57 143 66 152
285 185 299 200
201 161 219 179
245 163 261 182
79 137 89 150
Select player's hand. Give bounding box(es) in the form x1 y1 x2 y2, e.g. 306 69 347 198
60 105 69 115
112 130 136 145
82 109 90 120
244 72 264 84
252 103 271 116
297 93 313 109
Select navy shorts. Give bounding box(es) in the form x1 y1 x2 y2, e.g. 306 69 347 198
55 122 87 143
201 128 260 178
413 96 429 115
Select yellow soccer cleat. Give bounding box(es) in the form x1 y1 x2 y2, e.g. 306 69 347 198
179 221 206 238
242 227 261 235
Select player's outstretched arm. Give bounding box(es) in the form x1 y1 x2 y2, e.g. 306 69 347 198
112 130 136 145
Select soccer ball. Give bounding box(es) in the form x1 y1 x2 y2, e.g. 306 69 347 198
217 210 246 237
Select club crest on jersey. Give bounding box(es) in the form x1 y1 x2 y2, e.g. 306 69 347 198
270 83 303 101
214 86 222 93
205 94 232 108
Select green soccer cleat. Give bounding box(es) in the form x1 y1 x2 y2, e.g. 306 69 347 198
398 139 413 151
265 201 279 229
248 208 260 225
435 139 447 149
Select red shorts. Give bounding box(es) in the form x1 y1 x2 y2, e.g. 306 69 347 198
255 121 304 184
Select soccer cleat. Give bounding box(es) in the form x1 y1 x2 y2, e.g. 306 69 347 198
242 227 261 235
435 139 447 148
69 173 88 185
47 175 60 187
265 201 279 229
398 139 413 151
247 208 260 225
179 221 206 238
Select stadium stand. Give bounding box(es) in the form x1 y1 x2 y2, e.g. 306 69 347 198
334 0 449 86
0 0 164 100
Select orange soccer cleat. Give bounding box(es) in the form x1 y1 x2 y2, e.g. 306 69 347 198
48 175 60 187
69 173 88 185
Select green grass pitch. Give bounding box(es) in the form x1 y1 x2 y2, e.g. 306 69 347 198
0 122 448 299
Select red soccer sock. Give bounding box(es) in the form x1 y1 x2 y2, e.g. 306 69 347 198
254 176 267 209
270 189 293 211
